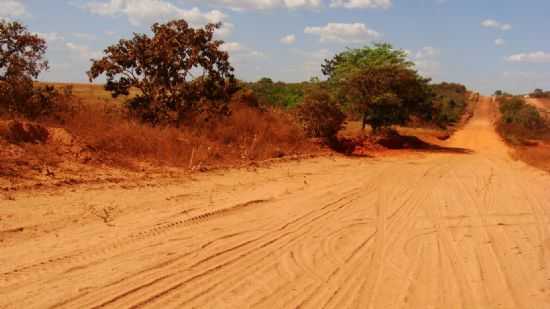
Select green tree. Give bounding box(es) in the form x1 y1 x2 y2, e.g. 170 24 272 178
323 43 432 132
88 19 237 126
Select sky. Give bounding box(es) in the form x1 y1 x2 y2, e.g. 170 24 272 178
1 0 549 94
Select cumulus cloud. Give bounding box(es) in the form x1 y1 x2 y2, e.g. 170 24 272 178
304 23 380 43
330 0 391 9
494 38 505 46
84 0 232 36
481 19 512 31
506 51 550 64
280 34 296 45
0 0 28 19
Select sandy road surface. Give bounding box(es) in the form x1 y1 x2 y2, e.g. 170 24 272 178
1 97 550 309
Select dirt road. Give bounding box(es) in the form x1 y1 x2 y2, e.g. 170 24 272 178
1 97 550 308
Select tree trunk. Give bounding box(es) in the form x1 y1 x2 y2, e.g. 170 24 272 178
361 112 368 130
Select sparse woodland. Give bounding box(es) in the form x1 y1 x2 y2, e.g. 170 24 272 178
1 18 479 184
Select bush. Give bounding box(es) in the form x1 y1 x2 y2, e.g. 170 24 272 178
431 83 468 127
500 97 545 130
296 87 345 141
530 89 550 99
497 96 548 143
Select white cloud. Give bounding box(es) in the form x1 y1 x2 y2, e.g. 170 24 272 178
72 32 98 41
415 46 439 60
84 0 231 36
506 51 550 64
35 32 65 43
280 34 296 45
220 42 264 57
481 19 512 31
304 23 380 43
0 0 28 19
410 46 440 76
189 0 321 11
65 42 102 60
330 0 391 9
495 38 505 46
290 48 332 78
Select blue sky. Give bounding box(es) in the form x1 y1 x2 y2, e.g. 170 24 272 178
1 0 549 94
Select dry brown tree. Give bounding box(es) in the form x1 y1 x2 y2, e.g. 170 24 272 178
88 19 237 126
0 20 54 118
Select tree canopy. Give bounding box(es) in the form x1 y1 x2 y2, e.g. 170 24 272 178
0 20 61 119
88 19 237 126
323 43 432 131
0 20 48 82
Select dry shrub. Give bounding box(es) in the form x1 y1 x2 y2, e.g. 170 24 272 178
61 100 316 169
497 96 549 144
207 103 311 160
3 120 49 144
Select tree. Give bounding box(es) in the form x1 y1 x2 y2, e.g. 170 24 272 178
88 19 237 126
494 90 503 96
323 43 432 132
531 88 545 98
0 20 52 117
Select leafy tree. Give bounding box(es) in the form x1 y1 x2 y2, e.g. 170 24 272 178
88 19 237 126
323 43 432 132
531 88 547 98
0 20 55 118
494 90 503 96
322 43 413 79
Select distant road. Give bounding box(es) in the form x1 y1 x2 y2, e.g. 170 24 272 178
1 97 550 308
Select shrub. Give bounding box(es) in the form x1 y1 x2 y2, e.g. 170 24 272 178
296 87 345 141
430 82 468 127
530 88 550 99
497 96 548 143
499 97 545 130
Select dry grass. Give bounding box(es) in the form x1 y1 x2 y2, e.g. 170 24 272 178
1 83 320 183
512 143 550 174
61 101 316 169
